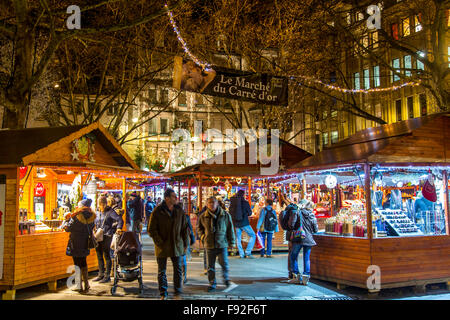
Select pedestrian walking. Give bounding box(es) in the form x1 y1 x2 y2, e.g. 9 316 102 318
93 195 124 283
182 213 196 284
229 189 256 258
278 195 298 279
196 205 208 274
126 191 143 233
197 197 236 292
64 198 96 293
148 188 190 299
144 196 155 226
288 199 318 285
256 199 279 258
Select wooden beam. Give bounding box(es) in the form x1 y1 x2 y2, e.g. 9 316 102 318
248 176 252 207
122 178 127 231
198 172 203 211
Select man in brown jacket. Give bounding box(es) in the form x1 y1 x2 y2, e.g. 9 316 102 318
148 188 189 299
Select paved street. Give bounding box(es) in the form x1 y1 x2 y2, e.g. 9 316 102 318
14 232 450 300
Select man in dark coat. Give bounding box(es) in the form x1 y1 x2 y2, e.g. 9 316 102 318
229 189 256 258
197 197 236 292
148 188 190 299
144 196 155 226
126 191 143 232
64 198 96 293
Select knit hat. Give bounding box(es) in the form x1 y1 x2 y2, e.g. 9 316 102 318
78 198 92 208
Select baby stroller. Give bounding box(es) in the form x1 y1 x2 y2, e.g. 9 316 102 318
110 231 144 295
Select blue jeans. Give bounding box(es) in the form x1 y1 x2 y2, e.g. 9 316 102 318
289 242 312 276
206 248 229 286
260 232 273 256
156 256 183 296
235 225 256 257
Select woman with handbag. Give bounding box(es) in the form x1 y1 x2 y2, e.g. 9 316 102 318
64 198 96 293
93 195 124 283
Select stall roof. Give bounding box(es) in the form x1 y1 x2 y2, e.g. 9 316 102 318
170 136 312 177
0 122 141 170
289 113 450 170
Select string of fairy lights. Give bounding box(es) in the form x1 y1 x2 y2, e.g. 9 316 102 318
164 4 422 94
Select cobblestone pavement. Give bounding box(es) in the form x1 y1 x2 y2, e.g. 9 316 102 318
14 232 450 300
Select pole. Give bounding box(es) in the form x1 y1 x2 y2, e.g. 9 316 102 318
248 176 252 207
198 172 203 211
178 180 181 202
122 178 127 231
364 163 372 240
188 178 192 216
443 171 449 235
266 179 270 200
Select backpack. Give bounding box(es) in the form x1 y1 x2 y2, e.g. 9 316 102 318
263 207 278 232
279 204 300 231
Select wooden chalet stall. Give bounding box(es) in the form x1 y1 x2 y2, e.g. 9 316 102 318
0 122 155 299
288 114 450 292
169 136 311 251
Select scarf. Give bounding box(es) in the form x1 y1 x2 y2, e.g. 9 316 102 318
207 207 219 233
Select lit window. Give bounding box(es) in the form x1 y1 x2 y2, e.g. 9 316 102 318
363 69 370 89
373 65 381 87
402 17 410 36
369 31 378 48
346 12 352 25
354 72 360 90
362 35 369 49
417 51 425 70
414 14 422 32
391 23 399 40
148 118 157 134
331 131 339 144
404 55 412 77
160 118 169 134
392 58 400 82
357 12 364 21
322 132 329 146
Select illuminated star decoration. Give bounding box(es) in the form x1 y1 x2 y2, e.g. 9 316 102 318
71 150 79 161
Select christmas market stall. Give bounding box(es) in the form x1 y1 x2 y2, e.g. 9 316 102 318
169 136 311 251
0 122 158 299
288 113 450 292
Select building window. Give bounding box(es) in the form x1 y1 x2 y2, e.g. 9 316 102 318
107 104 116 116
369 31 378 48
353 72 360 90
322 132 329 146
402 17 410 36
417 51 425 70
396 99 402 121
356 11 364 21
407 96 414 119
391 23 399 40
148 89 157 103
178 92 186 106
160 89 169 104
195 95 205 107
414 14 422 32
346 12 352 25
404 55 412 77
373 65 381 87
363 69 370 89
392 58 400 82
331 131 339 144
362 34 369 49
148 118 157 134
419 94 427 116
160 118 169 134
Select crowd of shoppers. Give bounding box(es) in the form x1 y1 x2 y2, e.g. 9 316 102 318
64 186 318 298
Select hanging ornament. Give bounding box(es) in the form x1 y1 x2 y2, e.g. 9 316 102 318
235 178 242 184
325 174 338 189
212 177 220 184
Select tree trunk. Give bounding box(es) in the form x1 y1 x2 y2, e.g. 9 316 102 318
2 102 28 129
